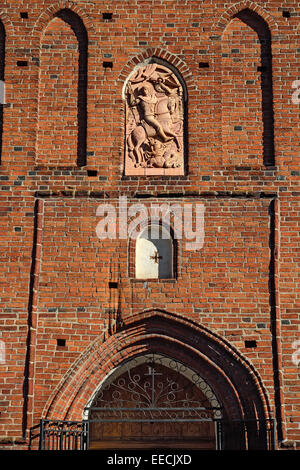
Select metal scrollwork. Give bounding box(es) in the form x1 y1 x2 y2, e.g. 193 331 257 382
87 354 223 422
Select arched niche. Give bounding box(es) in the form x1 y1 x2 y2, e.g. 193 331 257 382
123 58 186 176
43 311 273 449
37 9 87 166
221 8 275 167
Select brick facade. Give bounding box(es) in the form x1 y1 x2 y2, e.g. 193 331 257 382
0 0 299 450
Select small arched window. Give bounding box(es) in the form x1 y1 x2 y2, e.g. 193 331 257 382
135 224 174 279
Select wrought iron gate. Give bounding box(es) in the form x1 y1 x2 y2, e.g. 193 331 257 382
85 354 222 449
216 419 276 450
30 419 89 450
29 417 276 450
29 355 276 450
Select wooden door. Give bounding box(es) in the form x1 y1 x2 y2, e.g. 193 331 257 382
88 359 218 450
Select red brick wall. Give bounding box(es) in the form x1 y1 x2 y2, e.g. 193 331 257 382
221 17 263 165
30 197 273 423
0 0 299 450
37 16 79 166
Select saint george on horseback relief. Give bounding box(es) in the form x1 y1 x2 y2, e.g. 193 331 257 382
124 62 185 175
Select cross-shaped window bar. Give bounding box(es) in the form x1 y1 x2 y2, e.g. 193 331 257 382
150 250 162 264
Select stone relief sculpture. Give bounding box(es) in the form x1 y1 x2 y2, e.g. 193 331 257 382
124 63 185 175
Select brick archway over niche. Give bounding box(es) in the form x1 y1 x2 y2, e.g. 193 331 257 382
31 1 96 38
0 11 14 36
44 310 272 422
43 310 272 426
213 1 279 35
118 48 193 93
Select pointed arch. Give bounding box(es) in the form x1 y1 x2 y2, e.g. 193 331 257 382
213 1 279 36
43 309 272 440
219 7 276 166
0 10 14 37
36 8 88 166
32 1 95 38
118 48 193 92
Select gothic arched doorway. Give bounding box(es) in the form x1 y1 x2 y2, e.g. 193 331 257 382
41 310 275 450
84 354 223 450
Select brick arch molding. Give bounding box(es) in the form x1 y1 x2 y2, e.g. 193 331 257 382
118 48 194 96
0 11 14 36
213 1 279 36
216 3 277 167
31 1 96 38
43 309 272 424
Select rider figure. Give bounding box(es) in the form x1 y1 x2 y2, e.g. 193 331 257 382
127 83 178 146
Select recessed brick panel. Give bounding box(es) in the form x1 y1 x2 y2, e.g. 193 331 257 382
222 17 263 165
37 17 79 166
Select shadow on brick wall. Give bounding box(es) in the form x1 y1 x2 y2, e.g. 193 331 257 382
0 20 5 165
234 9 275 167
56 9 88 167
